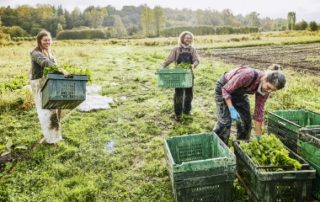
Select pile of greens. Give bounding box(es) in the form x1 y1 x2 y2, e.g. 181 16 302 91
175 63 191 69
240 135 302 170
44 64 92 82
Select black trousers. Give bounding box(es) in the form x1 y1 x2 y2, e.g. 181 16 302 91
174 87 193 116
213 76 252 144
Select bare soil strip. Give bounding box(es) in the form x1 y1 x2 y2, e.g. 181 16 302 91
200 43 320 74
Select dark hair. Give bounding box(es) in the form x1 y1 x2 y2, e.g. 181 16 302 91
36 30 52 51
268 64 282 71
266 65 286 90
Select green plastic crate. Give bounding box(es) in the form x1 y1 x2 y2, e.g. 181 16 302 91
164 133 236 202
267 110 320 152
298 128 320 200
234 140 316 202
41 73 88 109
156 69 193 88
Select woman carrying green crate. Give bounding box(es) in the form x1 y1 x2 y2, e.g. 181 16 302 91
213 64 286 144
161 31 200 121
30 30 69 144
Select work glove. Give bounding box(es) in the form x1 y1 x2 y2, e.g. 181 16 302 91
228 106 240 121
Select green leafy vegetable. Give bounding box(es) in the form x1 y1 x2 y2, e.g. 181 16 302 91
44 64 92 82
175 63 191 69
240 134 302 170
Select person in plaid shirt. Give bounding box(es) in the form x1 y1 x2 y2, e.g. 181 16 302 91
213 64 286 144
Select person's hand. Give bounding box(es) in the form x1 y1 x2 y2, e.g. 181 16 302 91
228 106 240 121
63 70 71 78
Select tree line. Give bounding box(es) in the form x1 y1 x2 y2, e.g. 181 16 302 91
0 5 319 40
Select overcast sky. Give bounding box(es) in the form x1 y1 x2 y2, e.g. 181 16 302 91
1 0 320 21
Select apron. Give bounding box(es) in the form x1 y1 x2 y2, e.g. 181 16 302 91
30 79 62 144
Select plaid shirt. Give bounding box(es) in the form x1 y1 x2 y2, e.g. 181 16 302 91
222 67 268 122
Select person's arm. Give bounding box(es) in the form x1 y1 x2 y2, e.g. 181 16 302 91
255 121 263 137
253 93 269 137
31 50 56 67
31 51 70 77
161 48 177 68
225 98 233 108
191 48 200 69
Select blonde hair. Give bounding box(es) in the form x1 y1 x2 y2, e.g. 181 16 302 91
178 31 194 46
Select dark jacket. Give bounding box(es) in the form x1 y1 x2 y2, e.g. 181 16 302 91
30 49 56 80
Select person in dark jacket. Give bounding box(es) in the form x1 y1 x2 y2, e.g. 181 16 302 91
30 30 69 144
213 64 286 144
161 31 200 121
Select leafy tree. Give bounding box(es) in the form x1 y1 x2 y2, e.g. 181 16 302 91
56 23 63 34
245 12 260 27
2 25 28 37
141 6 154 37
64 9 73 29
294 20 308 30
153 6 165 37
308 21 318 31
287 12 296 30
16 5 34 32
71 7 84 28
34 4 54 26
83 6 108 28
222 9 241 27
111 15 127 37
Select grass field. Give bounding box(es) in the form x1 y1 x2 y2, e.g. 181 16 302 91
0 31 319 201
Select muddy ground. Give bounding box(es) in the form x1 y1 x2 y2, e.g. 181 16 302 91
200 43 320 74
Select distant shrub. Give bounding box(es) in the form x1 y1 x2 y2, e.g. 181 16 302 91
144 41 160 46
161 26 216 37
161 26 259 37
308 21 318 32
56 29 112 40
12 36 35 42
294 21 308 30
0 32 11 45
1 26 29 38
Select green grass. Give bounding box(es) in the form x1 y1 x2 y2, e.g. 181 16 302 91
0 32 319 201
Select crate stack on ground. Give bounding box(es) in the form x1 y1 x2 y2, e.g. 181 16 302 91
298 128 320 200
267 110 320 152
164 133 235 202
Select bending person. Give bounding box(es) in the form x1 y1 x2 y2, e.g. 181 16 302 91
213 64 286 144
